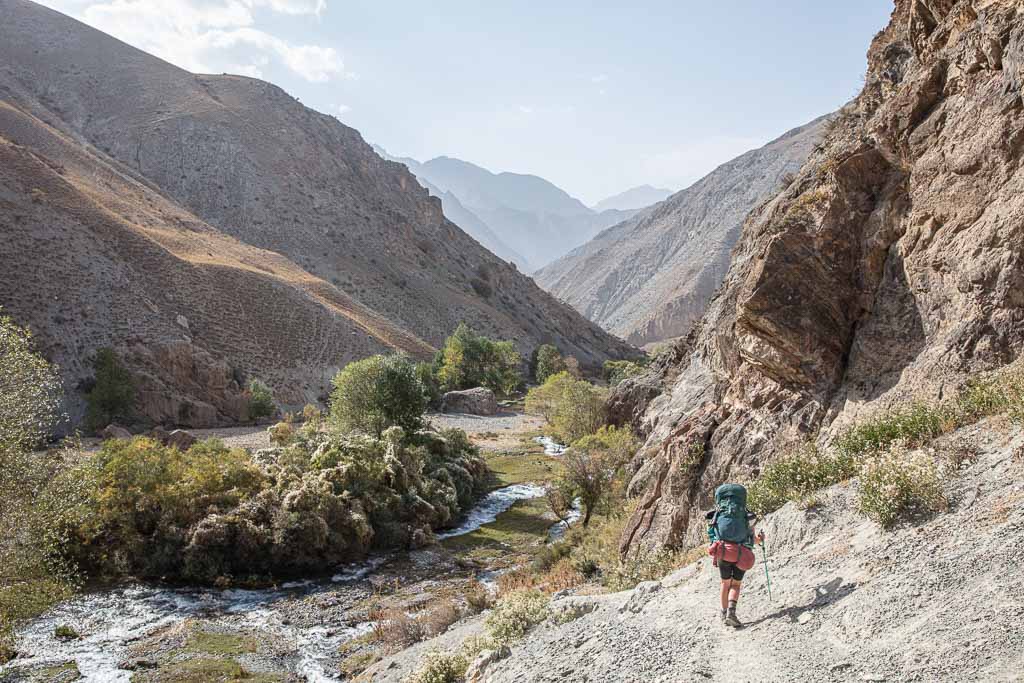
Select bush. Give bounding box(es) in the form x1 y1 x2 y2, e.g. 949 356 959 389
436 323 521 395
525 372 608 443
405 651 469 683
747 443 859 515
268 422 295 445
415 362 442 409
0 312 63 450
330 354 427 436
485 589 550 647
246 379 276 423
603 359 648 386
834 403 948 459
84 348 134 431
857 442 946 528
533 344 567 384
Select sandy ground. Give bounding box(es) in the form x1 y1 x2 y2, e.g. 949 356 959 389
187 411 547 453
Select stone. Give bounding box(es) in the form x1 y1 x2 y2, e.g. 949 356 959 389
100 424 132 440
148 426 171 444
465 646 510 683
797 612 813 625
620 581 662 614
550 596 600 623
166 429 197 451
175 314 189 330
441 387 499 416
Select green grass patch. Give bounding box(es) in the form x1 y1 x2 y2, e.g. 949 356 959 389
442 496 554 564
483 452 562 491
132 657 282 683
186 630 258 657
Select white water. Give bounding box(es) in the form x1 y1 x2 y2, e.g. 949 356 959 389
534 435 567 455
436 483 546 539
2 483 547 682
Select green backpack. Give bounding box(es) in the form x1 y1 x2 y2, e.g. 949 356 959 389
709 483 752 545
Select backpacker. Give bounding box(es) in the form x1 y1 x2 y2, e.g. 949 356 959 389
708 483 752 545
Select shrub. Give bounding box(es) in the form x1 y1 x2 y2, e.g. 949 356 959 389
857 442 946 528
603 359 647 386
526 372 607 443
747 443 859 515
834 403 947 459
464 581 493 614
0 311 63 450
301 403 323 424
533 344 567 384
84 347 134 431
330 354 427 436
404 651 469 683
372 607 424 649
0 313 75 663
485 589 550 647
436 323 521 395
245 379 276 423
415 362 442 409
268 422 295 446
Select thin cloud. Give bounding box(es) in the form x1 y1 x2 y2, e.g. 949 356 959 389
590 74 608 83
37 0 345 82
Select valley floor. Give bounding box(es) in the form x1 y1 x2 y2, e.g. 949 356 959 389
0 412 562 682
365 418 1024 682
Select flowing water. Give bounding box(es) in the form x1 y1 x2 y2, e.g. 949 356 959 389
534 435 567 456
2 483 552 682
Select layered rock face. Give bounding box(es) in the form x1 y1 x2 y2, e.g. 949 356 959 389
0 0 636 427
619 0 1024 553
535 118 828 346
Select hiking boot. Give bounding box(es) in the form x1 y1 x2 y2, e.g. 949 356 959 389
725 608 743 628
720 609 728 623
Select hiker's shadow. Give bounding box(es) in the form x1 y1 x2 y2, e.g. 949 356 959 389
744 577 857 628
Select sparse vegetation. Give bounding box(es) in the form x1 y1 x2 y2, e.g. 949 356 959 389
404 650 469 683
857 441 946 528
484 589 550 647
84 347 135 431
603 359 648 386
245 379 276 423
330 354 427 436
436 323 521 396
747 443 859 515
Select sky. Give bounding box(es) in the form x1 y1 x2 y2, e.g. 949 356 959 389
35 0 893 205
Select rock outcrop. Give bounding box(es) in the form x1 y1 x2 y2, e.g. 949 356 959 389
535 118 828 346
618 0 1024 553
441 388 500 416
0 0 636 428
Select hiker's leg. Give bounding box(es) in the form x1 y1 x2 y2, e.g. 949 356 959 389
720 580 730 611
729 579 742 605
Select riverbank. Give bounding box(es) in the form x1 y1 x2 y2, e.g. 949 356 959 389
0 413 565 682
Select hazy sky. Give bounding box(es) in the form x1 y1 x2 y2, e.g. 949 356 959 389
36 0 893 205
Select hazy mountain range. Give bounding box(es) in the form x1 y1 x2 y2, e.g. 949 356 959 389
377 150 660 271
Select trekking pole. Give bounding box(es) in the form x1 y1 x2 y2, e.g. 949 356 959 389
760 540 773 602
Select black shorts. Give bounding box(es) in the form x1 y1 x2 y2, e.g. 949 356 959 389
718 560 745 581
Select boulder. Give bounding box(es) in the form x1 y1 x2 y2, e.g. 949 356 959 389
465 646 510 683
441 387 498 416
100 424 132 441
167 429 197 450
148 426 171 444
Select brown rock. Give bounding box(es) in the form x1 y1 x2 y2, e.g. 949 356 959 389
441 388 499 416
100 424 132 441
148 426 171 445
166 429 197 451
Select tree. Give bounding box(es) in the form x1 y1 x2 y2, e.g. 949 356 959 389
561 426 639 526
246 379 276 423
330 354 427 436
436 323 522 395
533 344 567 384
525 372 607 443
84 348 134 431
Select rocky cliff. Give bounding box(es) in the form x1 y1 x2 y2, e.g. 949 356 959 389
535 118 828 347
618 0 1024 553
0 0 636 428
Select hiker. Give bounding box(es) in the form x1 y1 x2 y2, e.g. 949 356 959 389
706 483 764 627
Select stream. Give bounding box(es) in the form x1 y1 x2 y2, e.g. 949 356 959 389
1 482 554 682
